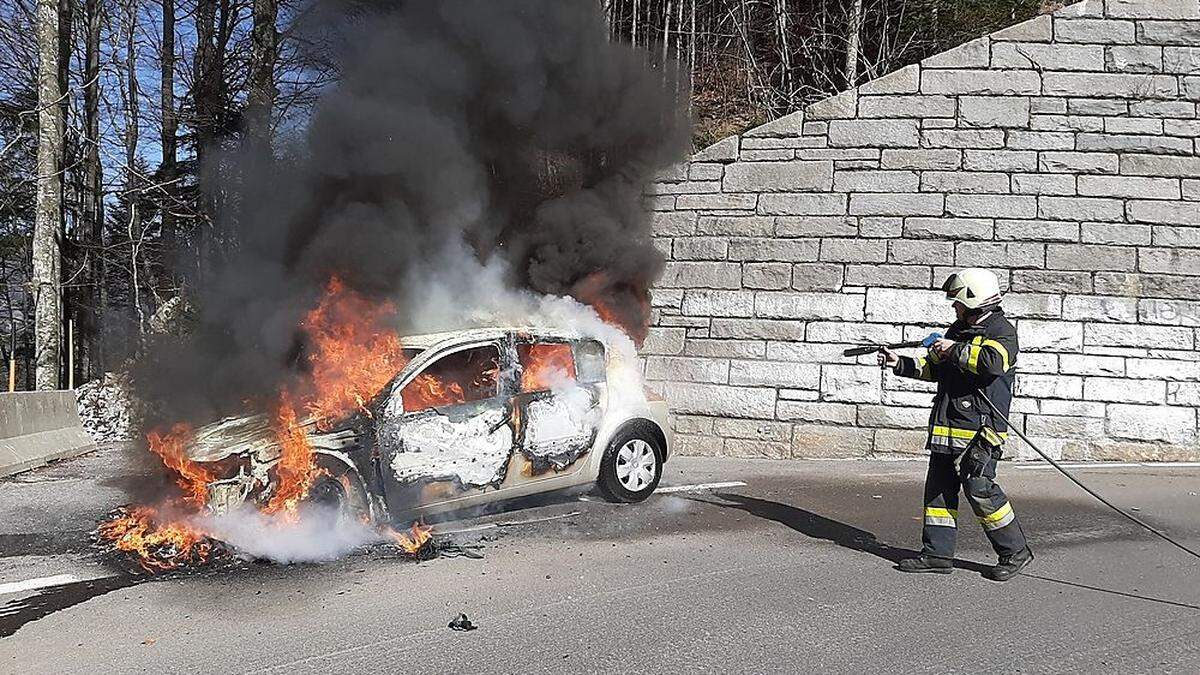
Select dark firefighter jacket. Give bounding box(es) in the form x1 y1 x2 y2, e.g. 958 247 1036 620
894 308 1018 454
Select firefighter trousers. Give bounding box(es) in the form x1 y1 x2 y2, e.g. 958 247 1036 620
921 442 1027 560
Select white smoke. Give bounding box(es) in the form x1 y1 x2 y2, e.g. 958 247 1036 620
199 504 382 564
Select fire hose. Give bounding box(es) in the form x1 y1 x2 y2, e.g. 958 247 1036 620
846 336 1200 562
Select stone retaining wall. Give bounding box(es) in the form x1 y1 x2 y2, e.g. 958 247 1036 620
645 0 1200 461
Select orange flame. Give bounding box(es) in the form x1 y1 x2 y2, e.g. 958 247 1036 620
302 276 410 429
96 505 213 573
146 423 211 509
264 394 324 517
387 522 434 555
519 342 576 392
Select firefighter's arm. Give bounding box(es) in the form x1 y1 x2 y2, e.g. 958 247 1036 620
946 334 1016 377
893 354 937 382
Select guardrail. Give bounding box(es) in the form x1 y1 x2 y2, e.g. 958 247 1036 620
0 391 96 478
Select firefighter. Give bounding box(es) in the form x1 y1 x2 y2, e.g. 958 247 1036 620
878 268 1033 581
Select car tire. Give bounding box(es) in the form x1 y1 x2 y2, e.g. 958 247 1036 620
303 468 372 526
597 424 664 503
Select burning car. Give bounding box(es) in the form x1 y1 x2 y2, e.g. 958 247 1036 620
185 327 672 524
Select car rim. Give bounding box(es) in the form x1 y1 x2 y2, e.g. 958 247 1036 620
615 439 656 492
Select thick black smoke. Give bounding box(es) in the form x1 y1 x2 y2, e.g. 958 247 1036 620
135 0 689 426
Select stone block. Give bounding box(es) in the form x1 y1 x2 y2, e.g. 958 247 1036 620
889 239 955 265
1055 18 1136 44
1081 223 1151 246
955 241 1045 268
1011 270 1092 294
1137 20 1200 46
921 69 1041 95
1164 46 1200 73
828 119 921 148
693 136 739 163
660 262 743 289
1107 404 1197 444
1059 354 1125 377
742 262 792 290
993 15 1053 42
1106 45 1165 72
1031 114 1104 132
1012 174 1077 196
1086 323 1195 350
964 150 1038 172
923 37 990 69
681 290 755 317
856 405 928 429
1107 0 1200 19
858 95 957 118
697 215 775 236
790 263 846 292
859 217 903 238
683 339 766 359
1153 226 1200 247
644 356 730 384
1046 243 1136 271
1079 176 1181 200
1077 132 1193 156
1121 154 1200 177
1105 117 1165 135
1018 320 1083 351
1044 73 1178 99
1003 293 1062 319
689 163 725 181
807 90 858 120
728 237 820 262
960 96 1031 128
1062 295 1138 323
992 42 1104 70
791 424 874 459
1040 152 1119 174
676 193 757 211
821 365 882 404
1129 100 1196 118
1139 299 1200 327
921 171 1010 194
921 129 1006 149
946 194 1035 218
865 288 947 324
754 292 865 321
1008 131 1077 151
651 211 697 236
729 360 820 390
758 193 848 216
819 238 887 263
642 327 686 355
849 193 945 217
1127 200 1200 225
1039 197 1125 222
775 402 857 425
995 219 1079 242
710 319 807 341
844 264 932 289
833 170 919 193
671 433 725 457
672 237 728 261
903 218 994 240
880 149 962 170
1015 374 1084 399
713 418 793 443
659 382 778 419
723 161 834 193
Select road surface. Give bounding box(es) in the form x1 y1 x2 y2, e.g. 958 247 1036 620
2 444 1199 673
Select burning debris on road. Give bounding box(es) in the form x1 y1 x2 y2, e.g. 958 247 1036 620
96 0 684 574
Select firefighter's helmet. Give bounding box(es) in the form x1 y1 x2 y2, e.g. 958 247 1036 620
942 268 1002 310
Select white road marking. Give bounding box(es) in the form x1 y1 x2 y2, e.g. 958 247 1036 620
1014 461 1200 470
657 481 747 494
0 573 81 596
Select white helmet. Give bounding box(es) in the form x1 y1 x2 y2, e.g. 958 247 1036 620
942 268 1002 310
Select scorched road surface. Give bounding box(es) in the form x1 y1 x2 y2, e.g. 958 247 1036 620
2 445 1199 674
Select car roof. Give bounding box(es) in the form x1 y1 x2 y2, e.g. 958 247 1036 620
398 326 582 351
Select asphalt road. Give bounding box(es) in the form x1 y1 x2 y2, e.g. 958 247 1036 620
2 444 1199 674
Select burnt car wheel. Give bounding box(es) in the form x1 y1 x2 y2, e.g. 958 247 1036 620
302 469 372 526
598 425 663 503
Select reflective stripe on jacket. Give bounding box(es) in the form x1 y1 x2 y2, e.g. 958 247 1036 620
893 308 1018 454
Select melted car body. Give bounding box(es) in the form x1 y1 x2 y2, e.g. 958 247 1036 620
186 327 672 522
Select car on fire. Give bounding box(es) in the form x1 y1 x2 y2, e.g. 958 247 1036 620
185 327 673 523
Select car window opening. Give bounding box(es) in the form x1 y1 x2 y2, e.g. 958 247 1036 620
401 345 500 412
518 342 577 392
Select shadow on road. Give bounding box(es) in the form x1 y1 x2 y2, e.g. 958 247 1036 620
689 491 987 574
691 491 1199 612
0 575 143 638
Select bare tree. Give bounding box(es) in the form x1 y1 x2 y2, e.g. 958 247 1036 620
33 0 64 389
247 0 278 144
845 0 863 86
160 0 178 283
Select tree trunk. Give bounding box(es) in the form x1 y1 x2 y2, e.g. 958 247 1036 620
845 0 864 88
33 0 64 390
161 0 178 285
123 0 143 335
193 0 218 278
83 0 103 380
247 0 278 144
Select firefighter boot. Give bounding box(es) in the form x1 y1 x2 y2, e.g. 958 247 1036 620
897 556 953 574
985 547 1033 582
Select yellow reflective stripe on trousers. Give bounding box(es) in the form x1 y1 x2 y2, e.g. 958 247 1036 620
981 338 1011 373
924 507 958 528
931 426 1008 441
979 427 1005 446
979 502 1015 531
